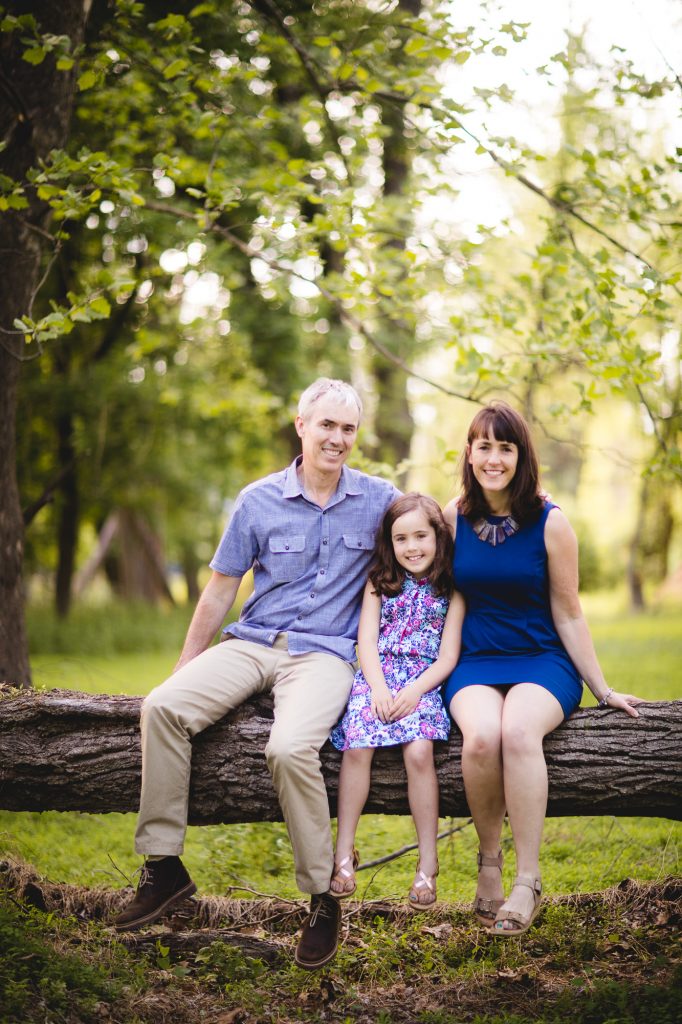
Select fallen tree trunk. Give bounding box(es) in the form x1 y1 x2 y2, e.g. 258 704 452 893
1 688 680 820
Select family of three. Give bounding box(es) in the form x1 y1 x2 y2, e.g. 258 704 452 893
113 377 642 969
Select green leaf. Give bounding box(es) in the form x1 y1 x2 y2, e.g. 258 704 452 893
89 296 111 318
163 58 188 79
56 55 75 71
78 69 97 91
22 46 46 65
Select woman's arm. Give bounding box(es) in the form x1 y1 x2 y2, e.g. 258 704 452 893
356 580 394 723
545 508 643 718
389 592 465 721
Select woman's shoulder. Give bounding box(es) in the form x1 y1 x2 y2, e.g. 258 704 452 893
443 497 460 538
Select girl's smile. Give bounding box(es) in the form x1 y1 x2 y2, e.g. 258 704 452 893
391 509 437 579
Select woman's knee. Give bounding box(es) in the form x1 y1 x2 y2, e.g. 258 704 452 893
501 720 543 758
462 725 502 761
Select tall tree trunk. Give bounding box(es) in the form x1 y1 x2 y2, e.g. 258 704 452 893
628 477 648 611
54 364 79 618
365 0 421 479
0 1 89 683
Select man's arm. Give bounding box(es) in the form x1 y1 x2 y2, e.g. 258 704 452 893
174 570 243 672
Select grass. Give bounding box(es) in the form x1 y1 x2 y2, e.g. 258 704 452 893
5 602 679 900
2 598 680 1023
1 866 680 1024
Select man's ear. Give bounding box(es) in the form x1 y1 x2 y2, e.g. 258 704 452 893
294 415 305 439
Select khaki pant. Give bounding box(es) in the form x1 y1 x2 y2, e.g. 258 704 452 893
134 634 354 894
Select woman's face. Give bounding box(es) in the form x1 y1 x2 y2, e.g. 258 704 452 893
468 432 519 500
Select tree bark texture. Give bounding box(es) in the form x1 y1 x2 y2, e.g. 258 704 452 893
0 1 89 684
1 689 679 821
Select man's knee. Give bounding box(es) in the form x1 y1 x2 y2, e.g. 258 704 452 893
265 731 316 775
141 681 173 719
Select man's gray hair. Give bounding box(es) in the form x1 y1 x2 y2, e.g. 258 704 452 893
297 377 363 422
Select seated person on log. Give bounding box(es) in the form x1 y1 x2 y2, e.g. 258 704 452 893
114 377 400 971
329 493 464 910
442 401 643 937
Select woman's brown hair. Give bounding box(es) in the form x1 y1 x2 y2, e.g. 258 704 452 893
459 402 544 525
369 492 454 598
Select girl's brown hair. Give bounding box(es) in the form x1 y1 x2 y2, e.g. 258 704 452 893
459 402 544 525
369 492 454 598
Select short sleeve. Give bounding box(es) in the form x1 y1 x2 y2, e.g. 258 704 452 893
209 491 257 577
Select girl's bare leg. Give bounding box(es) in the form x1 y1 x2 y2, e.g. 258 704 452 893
402 739 439 879
333 746 375 874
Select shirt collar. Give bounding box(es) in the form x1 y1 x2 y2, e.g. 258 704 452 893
283 456 362 501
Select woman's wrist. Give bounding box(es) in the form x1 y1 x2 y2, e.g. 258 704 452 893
596 686 614 709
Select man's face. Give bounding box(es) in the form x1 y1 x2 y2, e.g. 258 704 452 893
295 397 359 475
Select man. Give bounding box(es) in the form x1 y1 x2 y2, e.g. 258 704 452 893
114 378 399 970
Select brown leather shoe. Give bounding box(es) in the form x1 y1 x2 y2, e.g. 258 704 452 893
113 856 197 931
294 892 341 970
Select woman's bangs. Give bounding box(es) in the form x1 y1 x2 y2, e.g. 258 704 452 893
469 407 519 446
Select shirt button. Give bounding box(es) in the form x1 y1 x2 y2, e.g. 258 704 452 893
310 593 315 598
323 539 328 545
297 614 303 620
320 569 325 575
285 544 290 550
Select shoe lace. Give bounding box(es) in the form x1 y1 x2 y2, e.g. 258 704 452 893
134 861 156 890
309 896 335 927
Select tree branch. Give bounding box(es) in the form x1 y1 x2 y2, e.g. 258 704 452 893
146 198 483 405
22 459 77 526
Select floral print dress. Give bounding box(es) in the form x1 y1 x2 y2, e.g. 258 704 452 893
331 574 451 750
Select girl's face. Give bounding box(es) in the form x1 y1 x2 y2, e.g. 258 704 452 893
390 508 437 579
468 432 519 500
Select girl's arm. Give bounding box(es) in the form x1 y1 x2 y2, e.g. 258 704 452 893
545 508 643 718
389 592 465 721
356 580 394 723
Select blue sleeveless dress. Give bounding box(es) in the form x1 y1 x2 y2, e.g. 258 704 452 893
442 503 582 719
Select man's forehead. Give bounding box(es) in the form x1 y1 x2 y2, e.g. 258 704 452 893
308 397 359 427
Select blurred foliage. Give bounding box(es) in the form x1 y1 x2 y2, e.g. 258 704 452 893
2 0 679 621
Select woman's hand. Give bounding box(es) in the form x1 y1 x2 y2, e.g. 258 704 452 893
370 684 394 723
389 686 422 721
602 690 645 719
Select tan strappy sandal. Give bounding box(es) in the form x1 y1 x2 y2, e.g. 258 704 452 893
408 865 438 910
492 875 542 936
329 848 359 898
473 849 505 926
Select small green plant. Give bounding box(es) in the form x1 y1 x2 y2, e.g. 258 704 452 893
0 893 132 1023
194 941 267 989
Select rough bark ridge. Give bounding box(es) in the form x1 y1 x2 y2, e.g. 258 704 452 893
1 689 680 821
0 1 89 685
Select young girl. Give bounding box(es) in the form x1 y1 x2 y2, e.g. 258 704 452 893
330 493 465 909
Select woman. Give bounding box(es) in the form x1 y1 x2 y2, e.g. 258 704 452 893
443 402 643 936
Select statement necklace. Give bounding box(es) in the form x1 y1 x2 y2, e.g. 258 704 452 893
473 514 519 547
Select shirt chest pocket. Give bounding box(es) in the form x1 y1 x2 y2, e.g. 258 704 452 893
268 534 307 582
340 533 375 575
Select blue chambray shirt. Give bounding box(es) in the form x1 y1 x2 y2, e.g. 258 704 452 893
210 456 400 662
